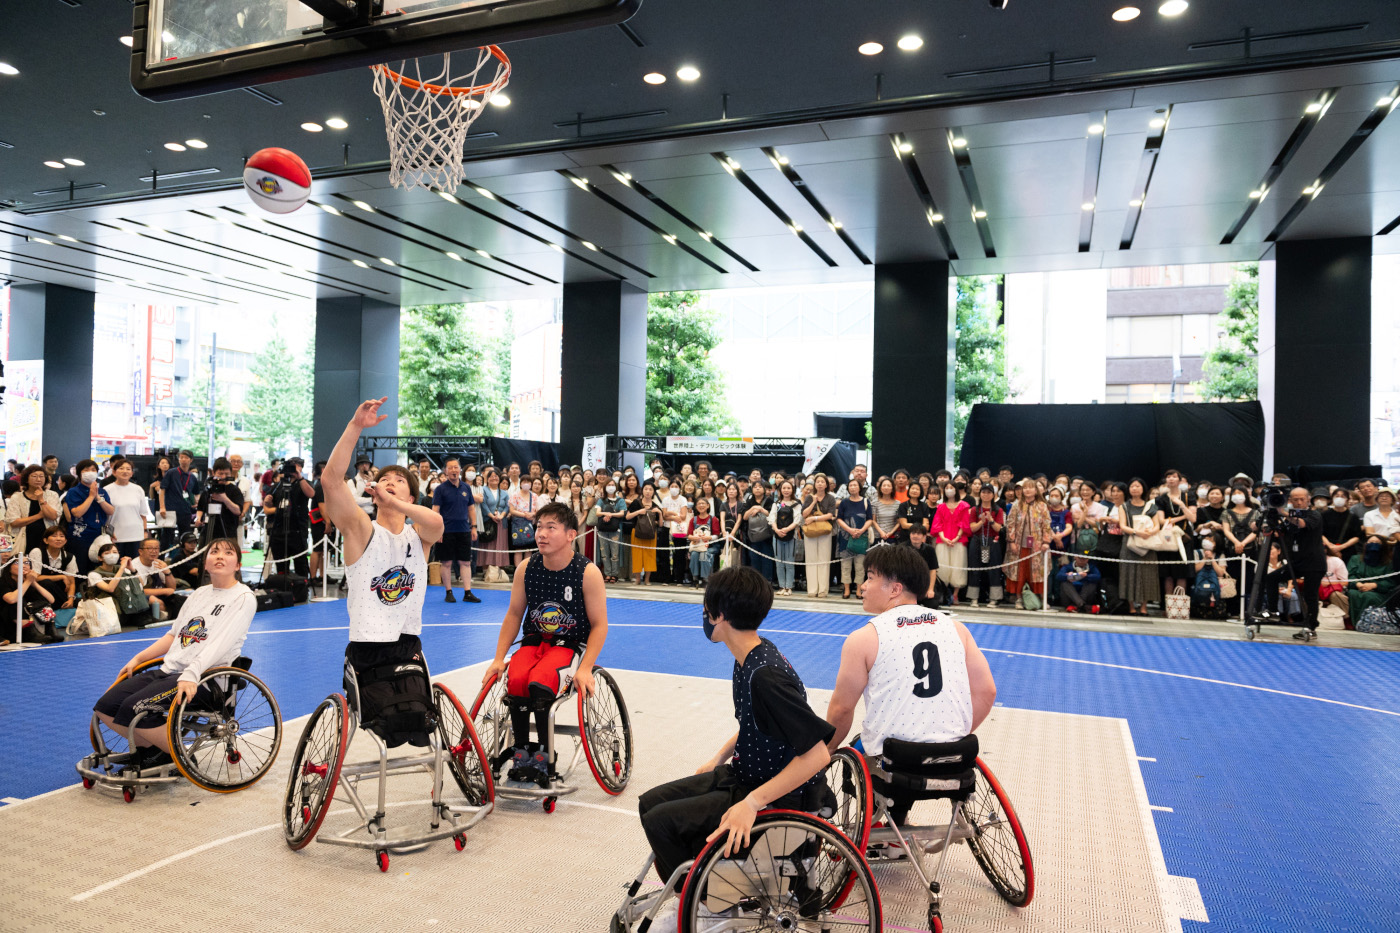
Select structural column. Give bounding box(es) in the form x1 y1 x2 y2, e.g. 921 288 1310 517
872 260 950 471
558 281 647 463
8 283 95 466
1267 238 1371 472
313 296 400 465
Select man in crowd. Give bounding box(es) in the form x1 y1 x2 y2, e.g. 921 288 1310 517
1277 486 1326 640
264 457 315 578
432 457 481 604
227 454 255 548
308 460 333 587
42 454 59 482
351 457 377 516
131 537 177 619
195 458 245 546
260 458 282 501
158 450 203 545
1351 478 1379 525
904 524 940 608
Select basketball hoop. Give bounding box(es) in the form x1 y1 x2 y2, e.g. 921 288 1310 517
371 46 510 191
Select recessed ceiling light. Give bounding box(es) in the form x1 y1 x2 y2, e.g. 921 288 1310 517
301 122 323 132
1158 0 1188 15
676 66 701 81
379 257 395 266
1149 117 1166 129
320 203 342 215
0 63 17 76
897 35 923 52
62 157 84 166
476 249 490 258
475 186 496 199
1248 190 1263 199
1081 202 1096 211
1112 6 1141 21
858 42 884 56
459 98 483 111
352 200 373 212
30 237 54 246
325 117 348 129
119 36 134 47
438 191 459 202
662 234 677 244
1377 96 1395 108
643 72 666 84
897 141 913 154
352 259 369 269
582 241 598 251
951 137 968 148
164 142 186 151
1305 102 1323 114
1129 198 1143 207
929 213 944 223
185 139 207 149
973 209 987 219
549 242 564 252
58 235 76 242
489 93 510 107
445 251 462 261
570 176 589 189
700 231 713 240
1088 123 1105 134
1302 185 1317 195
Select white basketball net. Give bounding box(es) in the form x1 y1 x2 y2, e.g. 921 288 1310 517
371 47 510 192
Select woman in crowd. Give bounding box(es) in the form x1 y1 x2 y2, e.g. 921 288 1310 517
872 477 901 544
1119 478 1161 616
1345 535 1393 625
478 470 512 582
594 476 626 583
1222 485 1260 614
743 480 776 584
720 480 745 569
1003 478 1051 609
1322 488 1362 564
966 483 1005 606
660 477 691 586
104 457 152 561
1093 481 1127 600
87 540 159 628
618 473 641 580
836 478 872 599
930 481 970 605
568 477 592 559
5 464 61 560
895 481 931 543
802 473 838 598
686 496 720 587
1 554 62 644
1045 485 1074 567
508 473 539 566
1196 486 1227 537
1191 532 1228 618
628 482 664 585
30 524 78 612
1155 472 1197 609
770 479 801 596
1361 489 1400 567
540 475 563 506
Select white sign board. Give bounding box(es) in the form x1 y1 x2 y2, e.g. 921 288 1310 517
665 436 754 455
582 435 609 472
802 437 838 474
3 360 44 469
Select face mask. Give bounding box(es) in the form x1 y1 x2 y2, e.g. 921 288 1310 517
1364 544 1383 564
103 553 120 566
1334 497 1348 508
1231 493 1246 505
1070 496 1081 506
658 479 669 490
702 608 716 642
1178 482 1190 494
1198 486 1210 497
606 485 617 495
1048 497 1062 507
465 471 477 482
82 471 98 484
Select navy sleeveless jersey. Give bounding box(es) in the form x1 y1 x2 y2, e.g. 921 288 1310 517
730 638 821 792
522 551 591 650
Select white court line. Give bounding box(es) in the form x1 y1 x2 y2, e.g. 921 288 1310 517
1 797 21 804
1150 805 1174 812
73 821 279 902
1138 756 1158 762
1120 719 1187 933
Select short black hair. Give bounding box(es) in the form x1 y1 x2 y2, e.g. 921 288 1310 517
212 457 231 472
999 464 1014 474
865 543 930 599
179 449 194 459
703 566 773 631
43 454 58 464
444 456 461 467
355 457 372 468
535 500 578 531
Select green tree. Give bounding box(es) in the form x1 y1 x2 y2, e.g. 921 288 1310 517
178 364 235 455
953 275 1011 463
245 331 312 459
646 291 737 436
399 304 508 435
1195 262 1259 401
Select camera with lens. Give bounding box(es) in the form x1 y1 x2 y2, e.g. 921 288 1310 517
1259 484 1290 510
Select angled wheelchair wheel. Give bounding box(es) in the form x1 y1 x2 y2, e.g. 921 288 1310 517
678 811 881 932
90 658 165 754
433 682 494 807
960 757 1035 907
283 694 350 851
168 666 283 793
469 671 512 772
578 667 633 795
823 746 873 851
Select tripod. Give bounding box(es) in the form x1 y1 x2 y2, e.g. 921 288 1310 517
1243 513 1313 642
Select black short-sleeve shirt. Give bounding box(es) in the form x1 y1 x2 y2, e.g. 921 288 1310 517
751 666 835 756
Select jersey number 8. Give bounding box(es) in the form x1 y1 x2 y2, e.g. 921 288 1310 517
911 642 943 698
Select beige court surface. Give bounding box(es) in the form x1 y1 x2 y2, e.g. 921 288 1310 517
0 664 1200 932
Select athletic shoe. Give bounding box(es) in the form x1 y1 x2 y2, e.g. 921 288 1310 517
1065 605 1078 613
1089 605 1101 615
461 591 481 603
444 590 456 603
507 746 530 780
530 749 551 788
140 747 174 770
649 900 678 932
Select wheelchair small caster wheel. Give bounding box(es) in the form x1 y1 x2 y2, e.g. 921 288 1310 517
1245 628 1256 640
928 907 943 933
613 760 622 777
453 834 466 851
376 851 390 872
81 777 93 790
302 806 311 824
122 787 135 803
227 749 241 764
543 797 556 814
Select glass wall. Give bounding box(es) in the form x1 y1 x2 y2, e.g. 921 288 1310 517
1371 252 1400 482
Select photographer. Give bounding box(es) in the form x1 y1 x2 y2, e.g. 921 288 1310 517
195 458 245 546
157 450 202 545
1257 487 1325 639
263 457 315 578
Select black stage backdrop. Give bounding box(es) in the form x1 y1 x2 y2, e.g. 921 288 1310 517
960 402 1264 483
653 442 858 483
486 438 561 473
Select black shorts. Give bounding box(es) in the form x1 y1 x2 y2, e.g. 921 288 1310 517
310 523 327 547
94 668 216 728
438 531 474 563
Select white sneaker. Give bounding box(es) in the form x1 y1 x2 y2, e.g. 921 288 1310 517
649 899 678 932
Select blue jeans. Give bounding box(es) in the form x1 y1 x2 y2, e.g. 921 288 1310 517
598 532 621 577
773 535 796 589
749 537 775 583
689 549 713 581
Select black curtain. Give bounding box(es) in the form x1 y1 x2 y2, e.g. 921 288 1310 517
960 402 1264 484
488 438 562 473
813 414 871 447
651 442 858 482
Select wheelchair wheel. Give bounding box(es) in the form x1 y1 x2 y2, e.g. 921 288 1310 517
823 747 873 851
168 666 283 793
678 811 881 932
283 694 350 851
469 671 512 771
960 757 1034 907
578 667 633 795
432 683 494 807
90 658 165 754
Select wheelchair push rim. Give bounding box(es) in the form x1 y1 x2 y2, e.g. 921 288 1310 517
283 694 350 850
960 757 1035 907
168 666 283 793
468 671 512 772
578 667 632 795
825 747 873 852
89 657 165 754
432 682 495 807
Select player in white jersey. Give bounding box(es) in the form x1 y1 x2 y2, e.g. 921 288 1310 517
825 543 997 761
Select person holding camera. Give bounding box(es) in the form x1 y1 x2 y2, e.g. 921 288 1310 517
195 458 245 546
1264 487 1326 639
263 458 315 578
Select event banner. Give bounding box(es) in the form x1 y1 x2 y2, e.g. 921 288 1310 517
3 360 44 469
581 435 609 472
665 436 754 455
802 437 838 474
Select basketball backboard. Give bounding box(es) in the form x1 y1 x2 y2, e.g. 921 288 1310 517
130 0 641 101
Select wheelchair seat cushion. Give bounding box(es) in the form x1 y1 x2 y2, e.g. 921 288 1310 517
873 734 979 803
345 636 433 748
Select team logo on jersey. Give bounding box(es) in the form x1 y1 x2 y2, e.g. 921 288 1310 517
370 565 416 605
178 617 209 648
531 601 575 637
896 612 940 628
254 176 283 195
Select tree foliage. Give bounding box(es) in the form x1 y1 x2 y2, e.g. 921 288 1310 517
399 304 509 436
1195 262 1259 401
645 291 738 436
179 364 235 456
953 275 1010 463
244 330 312 459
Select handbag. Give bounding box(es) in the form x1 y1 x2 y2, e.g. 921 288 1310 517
509 494 536 547
1020 585 1041 611
846 530 870 555
585 505 599 528
1219 568 1237 599
1076 527 1099 554
71 596 121 637
805 520 832 537
1356 606 1400 635
1165 585 1191 620
634 511 657 540
746 511 772 543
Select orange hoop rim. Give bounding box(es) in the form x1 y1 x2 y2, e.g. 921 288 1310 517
371 45 510 97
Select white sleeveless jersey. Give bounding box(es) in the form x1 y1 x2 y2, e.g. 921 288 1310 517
345 521 428 642
860 603 973 756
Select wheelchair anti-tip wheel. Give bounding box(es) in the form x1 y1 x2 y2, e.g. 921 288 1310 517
823 746 873 852
579 668 633 795
432 683 494 807
678 811 881 932
168 665 283 793
960 758 1035 907
90 658 165 756
469 671 511 772
283 694 351 850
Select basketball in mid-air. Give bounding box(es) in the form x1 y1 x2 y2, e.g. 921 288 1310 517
242 147 312 213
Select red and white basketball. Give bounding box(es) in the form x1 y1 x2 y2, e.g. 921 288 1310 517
242 147 312 213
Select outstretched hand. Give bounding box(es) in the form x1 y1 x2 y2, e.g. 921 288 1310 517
352 398 390 430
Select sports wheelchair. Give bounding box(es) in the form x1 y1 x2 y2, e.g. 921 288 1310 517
825 736 1034 933
77 656 283 804
281 656 494 871
470 653 632 812
611 777 881 933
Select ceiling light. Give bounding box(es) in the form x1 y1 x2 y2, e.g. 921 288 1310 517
1081 202 1095 211
1305 102 1323 114
301 122 323 132
43 160 64 168
438 191 459 202
929 212 944 223
858 42 883 56
1129 198 1143 207
726 157 740 170
643 72 666 84
352 259 369 269
475 187 496 199
700 232 713 240
897 141 914 154
58 235 76 242
184 139 207 149
489 93 510 107
319 203 342 215
549 242 564 252
570 176 589 189
30 237 54 246
1377 96 1396 108
164 142 186 151
1302 185 1316 194
459 98 483 111
352 200 374 212
0 62 16 77
446 251 463 261
579 241 596 251
325 117 348 129
1088 123 1105 134
662 234 677 244
1112 6 1141 21
897 35 923 52
676 66 701 81
832 221 843 229
721 161 736 174
62 157 84 166
379 257 395 266
119 36 134 47
951 137 968 148
1158 0 1188 15
1248 190 1263 199
973 209 987 219
476 249 490 258
1149 117 1166 129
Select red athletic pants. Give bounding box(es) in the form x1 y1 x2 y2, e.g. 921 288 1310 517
506 643 578 698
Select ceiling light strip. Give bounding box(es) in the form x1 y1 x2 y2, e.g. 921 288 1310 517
560 169 729 273
1265 86 1399 243
0 248 232 304
327 194 556 284
945 55 1095 80
179 213 385 295
1221 90 1336 245
707 154 836 268
759 149 870 265
888 135 957 260
1187 22 1369 51
947 129 996 259
1119 107 1172 250
1078 115 1106 253
600 163 761 271
551 110 668 129
103 220 303 299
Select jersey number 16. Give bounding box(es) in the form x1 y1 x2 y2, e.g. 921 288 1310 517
911 642 943 698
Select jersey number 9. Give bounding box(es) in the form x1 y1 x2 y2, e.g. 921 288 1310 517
911 642 943 698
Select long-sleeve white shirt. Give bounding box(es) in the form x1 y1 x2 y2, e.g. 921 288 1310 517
161 582 256 684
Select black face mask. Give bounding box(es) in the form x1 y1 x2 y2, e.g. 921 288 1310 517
1364 544 1383 564
702 606 716 642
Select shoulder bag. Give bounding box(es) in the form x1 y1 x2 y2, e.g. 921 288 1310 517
746 506 772 543
634 508 658 540
509 493 536 548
